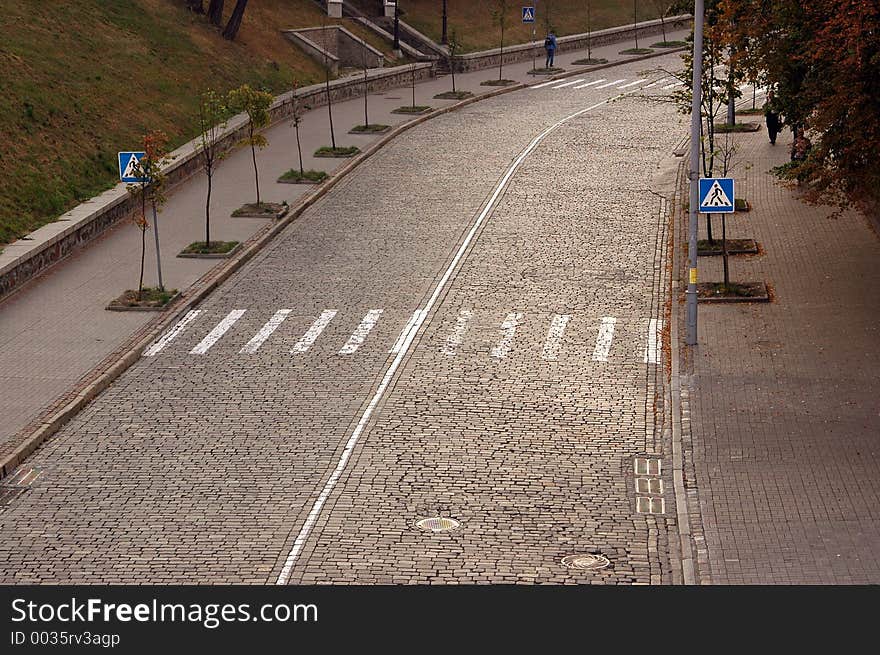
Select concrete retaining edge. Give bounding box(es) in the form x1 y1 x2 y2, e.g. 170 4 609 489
0 45 688 479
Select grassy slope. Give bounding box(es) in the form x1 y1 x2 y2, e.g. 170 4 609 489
401 0 664 53
0 0 404 246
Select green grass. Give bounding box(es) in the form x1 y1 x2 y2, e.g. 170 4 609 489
279 168 329 182
572 58 608 65
349 123 392 132
181 240 239 254
714 122 762 133
0 0 403 246
109 286 177 307
314 146 361 157
619 48 654 55
652 40 688 48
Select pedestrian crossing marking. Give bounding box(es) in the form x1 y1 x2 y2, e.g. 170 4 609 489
551 79 585 89
292 310 337 353
592 316 617 362
572 78 606 89
595 79 626 89
490 312 523 359
618 79 647 89
142 308 668 366
339 309 383 355
191 309 246 355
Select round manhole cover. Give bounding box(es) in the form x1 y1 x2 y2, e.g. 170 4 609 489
416 517 460 533
561 553 611 570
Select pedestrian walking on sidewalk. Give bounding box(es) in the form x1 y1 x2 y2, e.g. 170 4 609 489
765 92 781 145
544 31 558 68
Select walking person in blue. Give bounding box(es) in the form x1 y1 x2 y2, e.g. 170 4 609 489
544 30 558 68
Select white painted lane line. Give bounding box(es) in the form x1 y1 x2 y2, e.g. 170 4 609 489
143 310 203 357
551 78 586 89
491 312 523 359
442 309 473 357
531 78 565 89
618 79 647 89
291 310 337 353
240 309 292 354
572 78 606 89
339 309 383 355
190 309 246 355
390 310 426 354
642 78 668 89
595 78 627 89
644 318 663 364
275 93 631 585
592 316 617 362
541 314 571 361
663 81 684 89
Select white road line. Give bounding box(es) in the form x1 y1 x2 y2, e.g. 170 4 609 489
291 310 337 353
595 78 626 89
642 78 668 89
592 316 617 362
572 78 606 89
339 309 383 354
644 318 663 364
531 78 565 89
551 78 586 89
142 310 203 357
275 93 630 585
190 309 246 355
240 309 292 354
390 310 426 354
491 312 523 359
663 81 684 89
441 309 473 357
541 314 570 361
618 79 647 89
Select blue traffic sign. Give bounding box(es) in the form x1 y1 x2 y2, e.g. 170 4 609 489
698 177 735 213
118 151 147 183
522 6 535 23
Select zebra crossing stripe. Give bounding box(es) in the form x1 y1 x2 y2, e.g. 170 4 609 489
291 310 337 353
531 78 565 89
142 310 203 357
240 309 292 354
491 312 523 359
592 317 617 362
551 78 586 89
644 318 663 364
190 309 247 355
339 309 383 355
595 79 626 89
663 81 684 89
573 78 606 89
442 309 473 357
541 314 571 361
618 79 647 89
390 310 427 354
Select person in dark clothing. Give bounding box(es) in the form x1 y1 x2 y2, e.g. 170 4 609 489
544 31 558 68
764 92 781 145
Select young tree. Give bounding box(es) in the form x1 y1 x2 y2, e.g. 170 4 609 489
126 132 171 298
291 78 305 177
208 0 224 26
491 0 510 81
586 0 593 60
321 22 337 149
222 0 248 40
361 46 371 128
651 0 669 44
195 90 229 246
633 0 640 50
448 28 460 93
227 84 273 205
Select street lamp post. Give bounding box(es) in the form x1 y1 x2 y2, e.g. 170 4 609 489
441 0 448 45
686 0 705 346
393 1 400 54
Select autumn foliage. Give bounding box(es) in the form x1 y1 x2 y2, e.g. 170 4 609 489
719 0 880 208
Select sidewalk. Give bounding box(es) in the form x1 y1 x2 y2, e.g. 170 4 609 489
679 119 880 583
0 30 690 464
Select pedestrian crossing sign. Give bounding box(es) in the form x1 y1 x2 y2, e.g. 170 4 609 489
698 177 735 213
118 151 147 183
522 6 535 23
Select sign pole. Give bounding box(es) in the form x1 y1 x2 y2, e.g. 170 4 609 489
686 0 704 347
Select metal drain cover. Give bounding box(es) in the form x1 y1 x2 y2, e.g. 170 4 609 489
561 554 611 570
416 517 460 533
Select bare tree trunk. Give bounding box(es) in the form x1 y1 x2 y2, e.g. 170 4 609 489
205 172 212 245
499 24 505 80
296 123 304 176
222 0 248 40
208 0 224 26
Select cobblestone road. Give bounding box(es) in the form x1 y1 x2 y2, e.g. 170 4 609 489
0 56 686 583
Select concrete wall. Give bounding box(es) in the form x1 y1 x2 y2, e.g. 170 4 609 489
284 26 384 75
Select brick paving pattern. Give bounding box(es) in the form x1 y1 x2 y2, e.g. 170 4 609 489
680 123 880 583
0 55 685 584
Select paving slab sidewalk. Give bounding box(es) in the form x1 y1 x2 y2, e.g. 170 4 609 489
0 31 690 464
679 119 880 583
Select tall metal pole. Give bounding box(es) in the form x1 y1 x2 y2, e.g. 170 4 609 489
686 0 705 346
441 0 448 45
393 1 400 52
